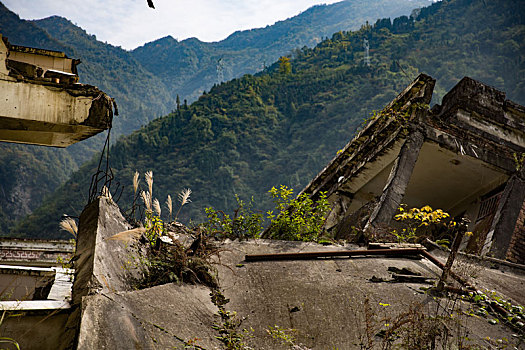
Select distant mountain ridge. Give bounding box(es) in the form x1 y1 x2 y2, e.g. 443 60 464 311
130 0 430 101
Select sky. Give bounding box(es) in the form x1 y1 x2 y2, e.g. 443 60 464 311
3 0 341 50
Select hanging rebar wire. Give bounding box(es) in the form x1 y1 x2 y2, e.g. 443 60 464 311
87 128 124 204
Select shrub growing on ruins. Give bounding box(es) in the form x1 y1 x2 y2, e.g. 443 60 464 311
265 185 330 242
204 195 263 240
109 171 220 289
204 185 331 242
135 229 219 289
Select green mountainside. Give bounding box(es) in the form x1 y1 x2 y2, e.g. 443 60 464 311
0 0 424 233
13 0 525 239
0 3 172 230
131 0 429 102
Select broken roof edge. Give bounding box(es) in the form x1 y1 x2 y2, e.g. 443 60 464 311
433 76 525 132
1 35 69 59
299 73 436 199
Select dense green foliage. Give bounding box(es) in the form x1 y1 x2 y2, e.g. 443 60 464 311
0 0 423 233
205 195 264 240
0 145 77 233
10 0 525 239
266 186 330 242
203 186 330 242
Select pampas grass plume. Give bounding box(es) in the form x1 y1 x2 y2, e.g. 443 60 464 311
60 217 78 238
166 195 172 220
133 171 140 195
141 190 152 212
106 227 146 243
153 198 161 217
178 188 192 206
174 188 192 221
145 171 153 198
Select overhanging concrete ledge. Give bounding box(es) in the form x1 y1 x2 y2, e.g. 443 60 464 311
0 300 70 311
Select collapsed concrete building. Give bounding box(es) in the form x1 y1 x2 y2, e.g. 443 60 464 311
46 195 525 349
0 34 115 147
302 74 525 264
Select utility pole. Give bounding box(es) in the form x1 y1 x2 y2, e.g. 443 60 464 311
216 58 224 85
363 39 370 67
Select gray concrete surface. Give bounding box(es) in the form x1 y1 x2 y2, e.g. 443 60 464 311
76 238 524 349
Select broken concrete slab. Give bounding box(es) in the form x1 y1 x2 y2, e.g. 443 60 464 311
0 34 114 147
70 191 525 349
213 240 524 349
77 284 222 349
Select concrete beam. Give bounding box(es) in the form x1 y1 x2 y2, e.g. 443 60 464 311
0 35 114 147
365 128 425 230
0 79 113 147
423 124 516 173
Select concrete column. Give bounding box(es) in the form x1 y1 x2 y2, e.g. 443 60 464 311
484 161 525 259
72 196 142 305
364 128 425 231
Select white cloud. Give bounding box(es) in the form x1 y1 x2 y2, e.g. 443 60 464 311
3 0 341 50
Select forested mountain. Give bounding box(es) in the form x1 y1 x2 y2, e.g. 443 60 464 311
13 0 525 239
131 0 429 102
0 0 425 234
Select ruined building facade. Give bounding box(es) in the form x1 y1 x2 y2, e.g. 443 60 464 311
301 74 525 263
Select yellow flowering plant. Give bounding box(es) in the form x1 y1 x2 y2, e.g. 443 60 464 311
391 205 452 244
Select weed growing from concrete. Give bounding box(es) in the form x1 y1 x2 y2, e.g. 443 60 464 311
204 185 330 242
391 205 453 244
114 171 219 289
266 325 312 349
134 228 219 289
210 289 254 350
463 290 525 337
358 288 524 350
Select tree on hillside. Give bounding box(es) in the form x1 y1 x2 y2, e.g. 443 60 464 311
278 56 292 75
